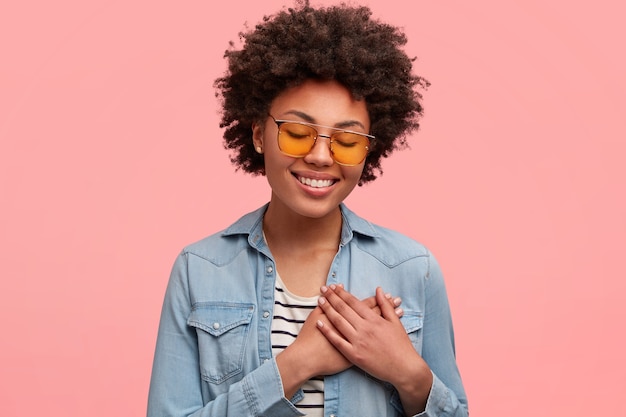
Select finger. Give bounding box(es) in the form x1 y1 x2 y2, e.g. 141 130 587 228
379 293 403 317
336 289 401 317
368 303 401 318
334 286 400 309
316 319 354 356
380 292 404 317
311 309 336 331
325 284 378 320
376 287 401 321
383 292 402 308
393 296 402 308
318 295 358 340
320 285 365 322
362 295 377 309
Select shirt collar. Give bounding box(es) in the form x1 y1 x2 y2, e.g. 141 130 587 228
338 203 381 243
222 203 380 248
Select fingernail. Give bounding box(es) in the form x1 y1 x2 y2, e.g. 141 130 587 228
395 307 403 316
317 320 324 328
394 297 402 307
320 286 328 293
318 297 326 305
385 292 392 299
329 284 337 290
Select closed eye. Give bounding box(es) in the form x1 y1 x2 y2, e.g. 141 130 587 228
333 139 358 147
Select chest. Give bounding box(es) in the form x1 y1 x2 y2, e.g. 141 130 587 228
271 246 338 297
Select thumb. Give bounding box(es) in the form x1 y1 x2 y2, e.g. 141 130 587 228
376 287 400 321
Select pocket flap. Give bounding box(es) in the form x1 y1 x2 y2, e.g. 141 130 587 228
187 302 254 337
399 311 423 333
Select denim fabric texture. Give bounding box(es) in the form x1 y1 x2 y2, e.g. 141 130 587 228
148 204 468 417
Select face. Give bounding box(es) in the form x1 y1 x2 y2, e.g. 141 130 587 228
253 79 370 221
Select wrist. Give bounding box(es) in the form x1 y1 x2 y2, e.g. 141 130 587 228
276 344 313 399
392 355 433 415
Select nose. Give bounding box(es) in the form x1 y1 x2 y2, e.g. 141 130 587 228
302 134 334 166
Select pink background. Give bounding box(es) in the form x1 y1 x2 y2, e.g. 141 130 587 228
1 1 625 415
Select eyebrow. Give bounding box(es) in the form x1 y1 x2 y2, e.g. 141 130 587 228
282 110 367 130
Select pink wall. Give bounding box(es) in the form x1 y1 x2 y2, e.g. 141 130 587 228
1 1 624 415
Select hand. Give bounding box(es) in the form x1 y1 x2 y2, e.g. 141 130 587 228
343 283 404 318
316 285 432 414
276 286 403 399
279 288 402 380
275 305 351 399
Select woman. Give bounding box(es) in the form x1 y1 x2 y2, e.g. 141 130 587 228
148 2 468 416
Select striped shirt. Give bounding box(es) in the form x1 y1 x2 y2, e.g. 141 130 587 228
271 273 324 416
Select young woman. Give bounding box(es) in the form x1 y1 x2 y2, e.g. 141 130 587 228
148 2 468 416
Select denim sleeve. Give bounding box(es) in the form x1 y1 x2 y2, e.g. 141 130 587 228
147 252 303 417
412 253 469 417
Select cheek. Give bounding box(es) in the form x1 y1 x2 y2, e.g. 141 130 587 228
343 165 365 182
263 152 295 179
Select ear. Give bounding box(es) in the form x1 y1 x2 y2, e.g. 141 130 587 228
252 122 264 151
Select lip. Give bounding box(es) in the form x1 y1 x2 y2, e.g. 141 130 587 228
292 171 339 196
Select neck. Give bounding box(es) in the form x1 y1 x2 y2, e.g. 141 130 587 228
262 199 342 250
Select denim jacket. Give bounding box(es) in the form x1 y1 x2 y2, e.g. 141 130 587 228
148 204 468 417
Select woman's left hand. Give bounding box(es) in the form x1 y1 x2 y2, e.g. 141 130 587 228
316 284 433 415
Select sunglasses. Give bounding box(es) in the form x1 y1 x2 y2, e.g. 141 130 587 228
269 115 374 166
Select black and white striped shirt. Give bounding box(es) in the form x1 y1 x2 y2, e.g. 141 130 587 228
271 273 324 416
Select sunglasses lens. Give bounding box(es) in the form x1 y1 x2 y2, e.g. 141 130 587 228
330 132 369 166
277 123 317 156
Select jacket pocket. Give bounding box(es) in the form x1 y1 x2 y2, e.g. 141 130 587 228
187 302 255 384
399 311 424 353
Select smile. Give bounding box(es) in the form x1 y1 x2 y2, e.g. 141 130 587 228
297 176 335 188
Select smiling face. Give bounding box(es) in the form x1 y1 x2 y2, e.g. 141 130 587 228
253 79 370 221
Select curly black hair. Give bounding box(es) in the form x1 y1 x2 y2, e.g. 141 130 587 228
214 0 428 184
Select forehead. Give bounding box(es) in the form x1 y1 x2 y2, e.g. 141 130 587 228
269 79 370 128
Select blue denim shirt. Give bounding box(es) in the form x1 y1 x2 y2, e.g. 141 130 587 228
148 204 468 417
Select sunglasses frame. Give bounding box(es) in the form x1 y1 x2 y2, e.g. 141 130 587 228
268 115 375 166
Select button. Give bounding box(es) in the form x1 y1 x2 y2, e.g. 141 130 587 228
212 322 220 330
331 272 336 277
263 311 270 318
266 266 274 273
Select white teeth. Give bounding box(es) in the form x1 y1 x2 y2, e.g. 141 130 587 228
299 176 334 188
